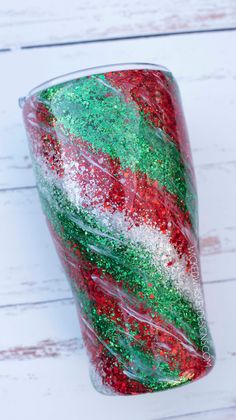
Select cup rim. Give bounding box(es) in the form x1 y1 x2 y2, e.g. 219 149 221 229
20 62 170 107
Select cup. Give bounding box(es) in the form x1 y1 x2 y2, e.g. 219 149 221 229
21 63 215 395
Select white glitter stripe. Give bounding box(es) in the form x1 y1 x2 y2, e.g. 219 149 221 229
60 163 203 311
36 156 203 312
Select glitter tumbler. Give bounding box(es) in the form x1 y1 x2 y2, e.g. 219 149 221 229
21 63 215 395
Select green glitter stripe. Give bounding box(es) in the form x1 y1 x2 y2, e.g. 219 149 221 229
41 187 204 349
38 74 196 229
71 283 182 390
36 168 207 351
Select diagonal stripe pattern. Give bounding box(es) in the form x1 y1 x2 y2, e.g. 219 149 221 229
22 67 215 395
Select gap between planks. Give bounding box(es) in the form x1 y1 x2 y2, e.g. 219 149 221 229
0 26 235 53
0 276 235 311
155 405 236 420
1 0 236 50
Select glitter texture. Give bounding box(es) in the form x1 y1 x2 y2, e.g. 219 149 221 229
22 65 215 395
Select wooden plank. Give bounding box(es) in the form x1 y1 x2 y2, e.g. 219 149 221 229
172 406 236 420
0 31 235 303
1 30 236 190
0 30 235 420
0 0 235 49
0 188 71 306
0 280 235 419
0 157 235 306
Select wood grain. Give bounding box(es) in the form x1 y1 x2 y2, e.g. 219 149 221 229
0 281 235 419
1 30 236 190
0 31 235 306
0 9 236 419
0 163 235 306
0 0 235 49
162 406 236 419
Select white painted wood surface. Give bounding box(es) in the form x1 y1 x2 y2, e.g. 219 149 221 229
0 0 236 49
0 281 235 420
0 2 236 419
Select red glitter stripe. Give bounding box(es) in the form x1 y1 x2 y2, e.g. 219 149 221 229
70 147 196 268
105 69 194 175
79 318 150 395
24 98 197 270
23 100 65 176
50 227 209 387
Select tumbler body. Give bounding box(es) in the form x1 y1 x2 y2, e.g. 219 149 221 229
22 64 215 395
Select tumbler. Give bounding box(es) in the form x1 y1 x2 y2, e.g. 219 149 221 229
21 63 215 395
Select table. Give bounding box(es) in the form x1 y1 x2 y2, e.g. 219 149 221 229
0 1 236 419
